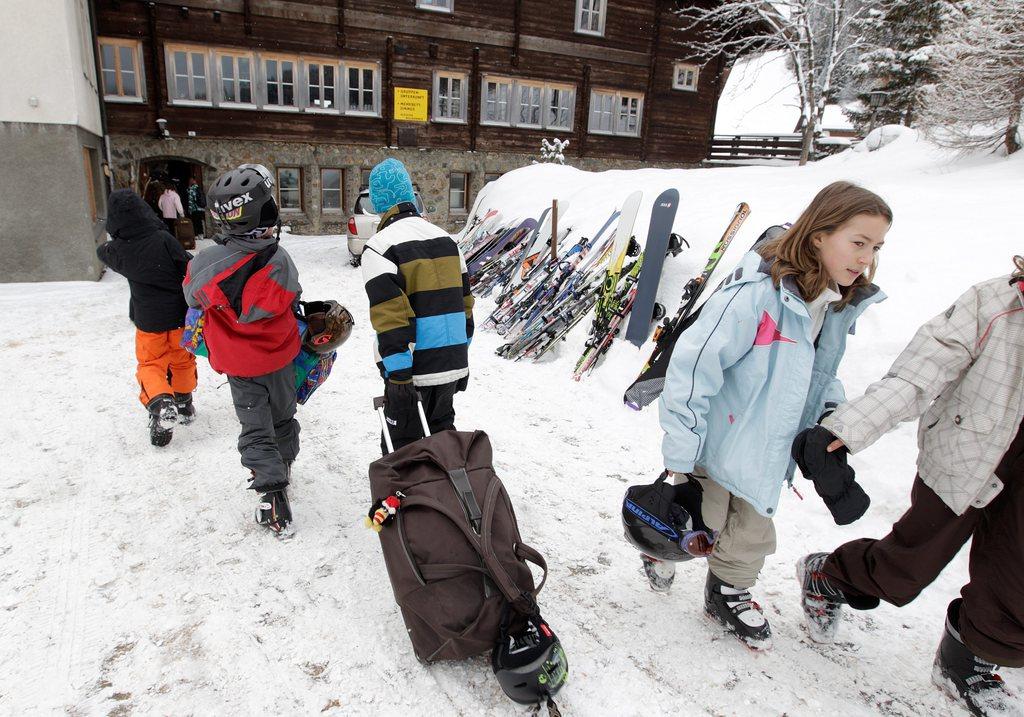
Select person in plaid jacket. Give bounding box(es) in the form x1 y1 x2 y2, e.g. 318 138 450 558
794 257 1024 716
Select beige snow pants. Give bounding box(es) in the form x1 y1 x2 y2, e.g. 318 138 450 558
693 472 777 589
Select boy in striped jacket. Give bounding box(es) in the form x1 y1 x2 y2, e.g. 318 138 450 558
361 159 474 453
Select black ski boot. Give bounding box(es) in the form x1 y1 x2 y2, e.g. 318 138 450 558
796 552 847 643
704 571 773 650
641 555 676 593
932 600 1021 716
146 394 178 447
174 392 195 425
255 488 292 536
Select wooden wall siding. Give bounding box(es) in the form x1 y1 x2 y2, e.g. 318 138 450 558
518 0 657 55
642 6 725 163
97 0 726 164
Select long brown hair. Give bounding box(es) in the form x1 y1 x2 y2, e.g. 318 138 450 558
758 181 893 308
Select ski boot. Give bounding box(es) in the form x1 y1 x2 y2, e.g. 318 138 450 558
146 394 178 447
796 552 846 643
704 571 773 651
932 600 1021 717
255 488 292 536
174 392 196 425
641 555 676 593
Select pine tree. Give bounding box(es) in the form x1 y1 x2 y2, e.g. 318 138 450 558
845 0 946 130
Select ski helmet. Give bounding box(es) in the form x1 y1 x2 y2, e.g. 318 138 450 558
622 472 714 562
300 300 354 354
492 611 568 706
207 163 279 237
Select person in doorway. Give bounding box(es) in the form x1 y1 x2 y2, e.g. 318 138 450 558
794 258 1024 716
158 183 185 235
186 176 206 240
361 158 474 454
96 189 197 447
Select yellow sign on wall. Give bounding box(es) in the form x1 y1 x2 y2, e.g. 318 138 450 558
394 87 429 122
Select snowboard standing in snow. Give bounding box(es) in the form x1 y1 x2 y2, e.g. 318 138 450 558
623 202 751 409
623 189 680 347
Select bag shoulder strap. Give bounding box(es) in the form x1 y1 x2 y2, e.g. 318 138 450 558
448 467 483 534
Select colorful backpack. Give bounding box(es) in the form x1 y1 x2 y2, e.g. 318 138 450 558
180 310 336 404
180 307 208 357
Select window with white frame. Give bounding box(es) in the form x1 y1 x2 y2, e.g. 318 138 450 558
416 0 453 11
277 167 302 211
307 60 338 110
264 56 298 107
546 86 574 131
449 172 467 213
481 78 575 131
575 0 606 36
589 89 643 137
617 94 642 135
673 63 699 92
433 71 467 123
482 77 512 125
218 51 254 105
167 46 210 103
99 38 144 101
516 81 544 128
321 168 343 211
346 63 378 115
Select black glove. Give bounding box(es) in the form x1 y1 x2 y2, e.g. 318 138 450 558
384 378 418 411
791 426 870 525
456 375 469 393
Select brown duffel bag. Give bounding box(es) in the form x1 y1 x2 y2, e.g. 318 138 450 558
174 216 195 249
368 397 547 664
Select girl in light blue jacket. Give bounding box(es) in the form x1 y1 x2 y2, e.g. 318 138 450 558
654 181 892 650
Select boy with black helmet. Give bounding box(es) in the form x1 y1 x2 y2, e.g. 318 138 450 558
183 164 302 534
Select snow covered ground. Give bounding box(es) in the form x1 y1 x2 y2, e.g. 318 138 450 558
2 130 1022 715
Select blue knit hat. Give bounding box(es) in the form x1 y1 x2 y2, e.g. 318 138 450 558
368 158 416 213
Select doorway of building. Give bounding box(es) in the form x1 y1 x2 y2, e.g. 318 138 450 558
139 158 205 215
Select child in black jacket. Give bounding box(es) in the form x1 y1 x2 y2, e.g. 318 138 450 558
97 189 197 446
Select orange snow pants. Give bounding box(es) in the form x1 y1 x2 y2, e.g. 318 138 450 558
135 327 198 406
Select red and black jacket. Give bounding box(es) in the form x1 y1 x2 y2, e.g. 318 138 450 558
183 233 301 377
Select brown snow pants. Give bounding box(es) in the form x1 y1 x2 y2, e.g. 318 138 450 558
823 426 1024 667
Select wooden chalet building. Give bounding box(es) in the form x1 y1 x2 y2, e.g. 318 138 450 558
95 0 731 232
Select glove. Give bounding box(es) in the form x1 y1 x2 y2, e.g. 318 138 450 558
456 375 469 393
791 426 870 525
384 378 418 411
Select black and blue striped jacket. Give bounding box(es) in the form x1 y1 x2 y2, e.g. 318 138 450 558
361 203 474 386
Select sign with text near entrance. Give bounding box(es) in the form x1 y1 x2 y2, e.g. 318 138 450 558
394 87 429 122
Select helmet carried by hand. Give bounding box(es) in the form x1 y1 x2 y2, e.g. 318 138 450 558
300 300 354 354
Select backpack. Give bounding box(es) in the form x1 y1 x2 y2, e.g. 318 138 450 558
368 423 547 663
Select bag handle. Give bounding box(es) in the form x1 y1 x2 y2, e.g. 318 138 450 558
418 562 490 581
478 479 546 614
514 542 548 596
